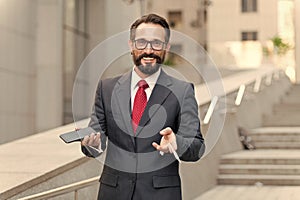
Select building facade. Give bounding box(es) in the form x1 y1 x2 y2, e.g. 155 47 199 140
207 0 297 84
1 0 299 144
208 0 278 68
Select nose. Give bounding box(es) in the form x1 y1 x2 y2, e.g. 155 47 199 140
144 43 154 54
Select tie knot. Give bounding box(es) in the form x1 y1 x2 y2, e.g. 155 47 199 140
138 80 149 90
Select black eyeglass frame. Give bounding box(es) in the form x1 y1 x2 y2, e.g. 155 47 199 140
133 39 167 51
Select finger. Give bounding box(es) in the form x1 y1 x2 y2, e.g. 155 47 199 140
94 133 101 147
152 142 160 150
90 133 95 138
152 142 169 153
81 135 89 146
95 133 100 141
170 139 177 151
160 127 173 136
168 143 173 154
88 133 95 146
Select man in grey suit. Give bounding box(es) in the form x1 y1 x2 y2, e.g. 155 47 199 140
81 13 205 200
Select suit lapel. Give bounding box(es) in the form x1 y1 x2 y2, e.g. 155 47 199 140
113 72 135 139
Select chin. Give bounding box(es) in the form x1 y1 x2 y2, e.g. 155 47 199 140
137 63 160 75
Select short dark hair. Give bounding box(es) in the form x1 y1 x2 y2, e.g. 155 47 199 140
130 13 170 43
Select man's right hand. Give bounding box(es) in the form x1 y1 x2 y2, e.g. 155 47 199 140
81 132 101 150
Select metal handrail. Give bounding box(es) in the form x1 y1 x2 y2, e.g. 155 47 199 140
19 176 99 200
202 69 281 123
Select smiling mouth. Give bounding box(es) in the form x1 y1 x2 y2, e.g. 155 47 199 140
142 57 156 62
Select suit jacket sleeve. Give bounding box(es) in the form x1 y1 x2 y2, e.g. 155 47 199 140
175 83 205 161
81 80 107 157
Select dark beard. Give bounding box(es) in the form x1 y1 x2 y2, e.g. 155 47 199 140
132 53 165 75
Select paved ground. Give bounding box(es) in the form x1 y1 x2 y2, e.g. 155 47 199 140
195 186 300 200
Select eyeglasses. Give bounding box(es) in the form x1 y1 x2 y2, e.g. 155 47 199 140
133 39 166 51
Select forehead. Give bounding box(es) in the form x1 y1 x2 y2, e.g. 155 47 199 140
135 23 165 41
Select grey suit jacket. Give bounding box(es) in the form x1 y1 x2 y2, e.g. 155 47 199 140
83 69 205 200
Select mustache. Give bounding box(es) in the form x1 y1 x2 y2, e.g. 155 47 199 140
136 53 162 62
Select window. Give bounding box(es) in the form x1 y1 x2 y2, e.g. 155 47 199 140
168 11 182 29
241 0 257 12
241 31 258 41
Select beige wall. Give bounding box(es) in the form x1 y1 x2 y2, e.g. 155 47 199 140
35 0 63 132
295 0 300 83
0 0 145 143
0 0 37 143
0 0 65 143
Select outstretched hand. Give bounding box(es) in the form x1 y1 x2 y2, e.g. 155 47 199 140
152 127 177 154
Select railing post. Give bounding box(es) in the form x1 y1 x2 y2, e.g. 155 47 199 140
253 77 261 93
74 190 78 200
203 96 219 124
265 74 272 86
235 84 246 106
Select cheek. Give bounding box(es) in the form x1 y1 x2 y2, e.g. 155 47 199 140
133 50 143 57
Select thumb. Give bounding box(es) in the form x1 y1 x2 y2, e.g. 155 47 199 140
160 127 173 136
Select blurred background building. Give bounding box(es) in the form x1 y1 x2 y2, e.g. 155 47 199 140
1 1 300 199
0 0 299 144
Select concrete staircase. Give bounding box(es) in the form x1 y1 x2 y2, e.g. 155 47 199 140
218 149 300 185
263 84 300 126
218 84 300 186
247 127 300 149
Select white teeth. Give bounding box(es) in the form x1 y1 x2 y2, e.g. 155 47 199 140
143 57 154 60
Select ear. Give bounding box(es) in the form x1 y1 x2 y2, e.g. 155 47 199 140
165 43 171 51
128 40 134 51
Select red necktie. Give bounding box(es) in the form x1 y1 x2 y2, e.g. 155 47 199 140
132 80 149 133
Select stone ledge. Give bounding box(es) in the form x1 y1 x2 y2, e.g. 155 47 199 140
0 119 89 199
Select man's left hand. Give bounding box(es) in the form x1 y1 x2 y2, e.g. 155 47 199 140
152 127 177 154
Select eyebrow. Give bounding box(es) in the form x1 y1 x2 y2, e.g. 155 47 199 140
134 37 164 41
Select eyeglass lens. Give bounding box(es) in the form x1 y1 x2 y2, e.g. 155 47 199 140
134 39 165 50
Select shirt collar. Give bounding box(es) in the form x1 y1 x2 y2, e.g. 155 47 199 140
131 66 161 91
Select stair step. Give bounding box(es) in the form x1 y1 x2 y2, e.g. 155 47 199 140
281 100 300 105
253 142 300 149
263 114 300 126
286 84 300 91
285 92 300 95
221 150 300 165
221 157 300 165
218 174 300 185
219 164 300 175
249 134 300 142
248 127 300 148
195 186 300 200
274 105 300 110
273 105 300 113
248 127 300 135
250 136 300 142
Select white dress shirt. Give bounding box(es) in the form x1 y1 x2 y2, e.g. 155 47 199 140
130 67 161 110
